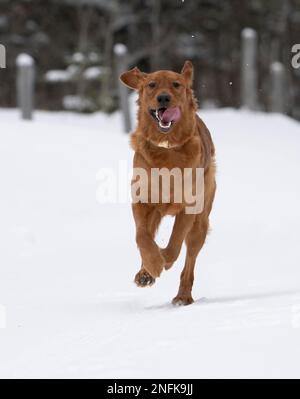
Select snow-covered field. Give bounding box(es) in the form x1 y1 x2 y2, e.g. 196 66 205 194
0 104 300 378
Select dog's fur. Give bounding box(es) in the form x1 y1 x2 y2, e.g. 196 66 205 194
120 61 216 305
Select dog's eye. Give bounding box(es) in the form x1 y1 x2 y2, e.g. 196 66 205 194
148 82 156 88
173 82 180 88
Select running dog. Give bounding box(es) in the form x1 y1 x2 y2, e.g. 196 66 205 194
120 61 216 305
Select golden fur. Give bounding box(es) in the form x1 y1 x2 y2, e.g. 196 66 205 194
120 61 216 305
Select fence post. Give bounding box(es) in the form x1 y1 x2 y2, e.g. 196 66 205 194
241 28 258 110
114 43 132 133
0 44 6 69
269 62 286 113
16 53 35 120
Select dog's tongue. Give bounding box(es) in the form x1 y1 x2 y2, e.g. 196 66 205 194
159 107 181 123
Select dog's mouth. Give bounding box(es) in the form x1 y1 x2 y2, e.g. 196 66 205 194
149 106 181 133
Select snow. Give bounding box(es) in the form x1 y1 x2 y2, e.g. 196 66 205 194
83 66 103 80
45 66 79 83
0 104 300 378
72 52 84 64
242 27 257 39
114 43 127 56
0 305 5 329
62 95 95 112
45 66 104 83
45 69 72 82
271 61 284 73
16 53 34 67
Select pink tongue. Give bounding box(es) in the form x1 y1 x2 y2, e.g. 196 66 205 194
160 107 181 123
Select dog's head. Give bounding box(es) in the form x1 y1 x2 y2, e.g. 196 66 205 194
120 61 197 139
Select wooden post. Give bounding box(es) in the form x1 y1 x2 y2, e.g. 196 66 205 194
0 44 6 69
114 43 132 133
241 28 258 110
270 62 286 113
16 54 35 120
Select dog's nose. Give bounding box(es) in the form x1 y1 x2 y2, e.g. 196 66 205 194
157 93 171 107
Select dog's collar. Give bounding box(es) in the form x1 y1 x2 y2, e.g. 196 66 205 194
151 139 178 149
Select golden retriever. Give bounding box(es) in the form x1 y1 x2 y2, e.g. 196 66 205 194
120 61 216 305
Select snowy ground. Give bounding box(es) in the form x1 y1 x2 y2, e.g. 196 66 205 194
0 104 300 378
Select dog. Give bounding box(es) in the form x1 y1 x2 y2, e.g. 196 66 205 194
120 61 216 305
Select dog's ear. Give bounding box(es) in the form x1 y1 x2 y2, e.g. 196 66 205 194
119 67 146 90
181 60 194 87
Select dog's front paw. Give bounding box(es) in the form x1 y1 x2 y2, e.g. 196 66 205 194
143 252 164 278
134 269 156 287
172 294 194 306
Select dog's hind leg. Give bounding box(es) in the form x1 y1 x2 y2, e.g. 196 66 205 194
172 215 209 306
134 209 162 287
172 173 216 305
160 211 195 270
